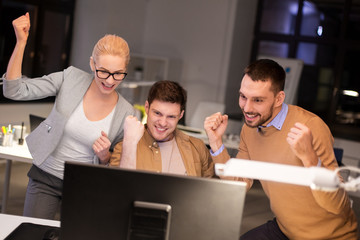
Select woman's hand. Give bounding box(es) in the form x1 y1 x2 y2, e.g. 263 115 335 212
93 131 111 164
6 12 31 80
13 12 31 44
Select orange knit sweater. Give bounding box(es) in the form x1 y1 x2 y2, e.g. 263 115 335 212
213 105 358 239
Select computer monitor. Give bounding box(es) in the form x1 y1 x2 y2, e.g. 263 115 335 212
29 114 46 132
60 162 247 240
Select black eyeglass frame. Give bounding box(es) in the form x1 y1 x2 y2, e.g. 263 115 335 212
94 63 128 81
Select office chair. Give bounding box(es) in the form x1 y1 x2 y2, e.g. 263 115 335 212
334 147 344 167
188 101 225 129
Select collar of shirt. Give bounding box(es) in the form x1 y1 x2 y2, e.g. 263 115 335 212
258 103 288 131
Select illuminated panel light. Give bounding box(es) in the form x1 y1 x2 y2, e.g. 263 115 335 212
317 26 323 36
215 159 340 191
342 90 359 97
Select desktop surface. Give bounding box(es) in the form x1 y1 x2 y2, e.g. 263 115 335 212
0 214 60 239
4 222 60 240
60 162 247 240
0 141 32 162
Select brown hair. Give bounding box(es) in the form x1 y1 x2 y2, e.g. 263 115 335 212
92 34 130 66
147 80 187 111
244 59 285 94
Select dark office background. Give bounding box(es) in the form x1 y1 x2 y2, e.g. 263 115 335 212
251 0 360 141
0 0 75 103
1 0 359 142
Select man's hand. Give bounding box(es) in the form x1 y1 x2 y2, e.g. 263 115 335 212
93 131 111 164
13 12 30 44
204 112 228 152
119 115 144 169
287 122 318 167
123 115 144 144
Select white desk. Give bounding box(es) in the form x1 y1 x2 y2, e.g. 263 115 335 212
0 127 239 213
0 213 60 239
0 141 32 214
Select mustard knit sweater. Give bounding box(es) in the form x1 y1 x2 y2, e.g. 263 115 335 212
213 105 358 240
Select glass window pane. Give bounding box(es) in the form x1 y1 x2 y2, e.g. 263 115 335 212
301 0 344 37
335 50 360 126
260 0 298 35
296 42 336 66
39 11 70 74
258 41 289 58
297 66 335 120
296 42 317 65
0 1 38 77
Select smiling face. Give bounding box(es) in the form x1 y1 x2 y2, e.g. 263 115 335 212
239 74 284 128
90 54 127 95
145 99 184 142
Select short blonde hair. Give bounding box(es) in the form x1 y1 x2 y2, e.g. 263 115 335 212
92 34 130 66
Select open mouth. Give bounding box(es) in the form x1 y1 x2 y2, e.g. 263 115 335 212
102 82 115 90
244 112 259 122
155 125 167 133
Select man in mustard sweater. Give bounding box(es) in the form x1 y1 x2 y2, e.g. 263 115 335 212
110 80 214 178
204 59 358 239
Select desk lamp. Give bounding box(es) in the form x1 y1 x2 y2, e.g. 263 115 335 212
215 159 360 192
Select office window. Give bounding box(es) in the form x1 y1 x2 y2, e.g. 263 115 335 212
347 5 360 40
336 49 360 126
300 1 343 37
251 0 360 141
0 0 75 103
296 42 336 66
259 41 289 58
296 42 318 65
260 0 298 35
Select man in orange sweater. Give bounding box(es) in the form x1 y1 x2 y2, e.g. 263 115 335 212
204 59 358 239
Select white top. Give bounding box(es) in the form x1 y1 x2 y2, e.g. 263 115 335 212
39 100 115 179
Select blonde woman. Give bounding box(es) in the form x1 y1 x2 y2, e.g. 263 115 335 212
3 12 135 219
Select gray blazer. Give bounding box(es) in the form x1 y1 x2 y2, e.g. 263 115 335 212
3 66 135 165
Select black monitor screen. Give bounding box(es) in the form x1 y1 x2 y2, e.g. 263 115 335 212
60 162 247 240
29 114 46 132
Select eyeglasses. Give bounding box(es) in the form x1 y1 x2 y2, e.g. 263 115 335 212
94 64 127 81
